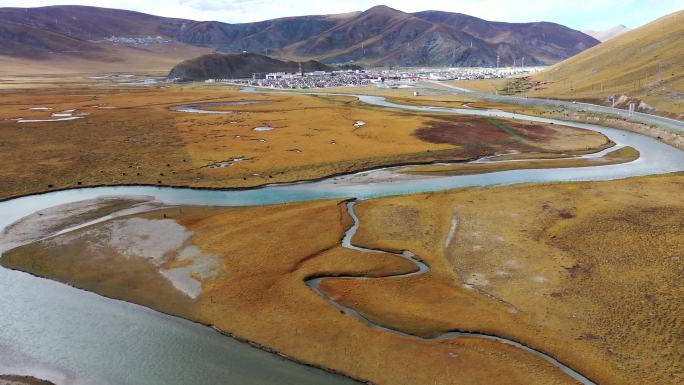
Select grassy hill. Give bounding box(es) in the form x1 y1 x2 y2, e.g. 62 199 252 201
168 53 333 81
525 10 683 117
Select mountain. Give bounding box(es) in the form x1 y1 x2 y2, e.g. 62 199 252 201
178 5 599 67
527 10 684 117
412 10 597 65
0 4 599 73
281 6 500 66
168 53 332 81
583 25 631 42
175 12 361 54
0 6 210 74
0 6 185 59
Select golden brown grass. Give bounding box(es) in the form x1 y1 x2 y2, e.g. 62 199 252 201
451 11 684 118
527 10 684 117
322 173 684 385
0 84 609 200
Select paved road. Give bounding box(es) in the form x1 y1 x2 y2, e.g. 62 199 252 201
428 81 684 134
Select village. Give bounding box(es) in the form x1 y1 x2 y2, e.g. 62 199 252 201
209 66 545 89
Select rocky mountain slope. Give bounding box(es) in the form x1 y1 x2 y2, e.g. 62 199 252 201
0 4 599 70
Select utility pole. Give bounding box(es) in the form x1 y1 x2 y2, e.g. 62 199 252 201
657 61 664 85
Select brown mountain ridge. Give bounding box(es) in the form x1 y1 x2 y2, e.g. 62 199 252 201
0 4 599 70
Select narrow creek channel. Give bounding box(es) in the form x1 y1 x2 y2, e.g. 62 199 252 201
306 202 595 385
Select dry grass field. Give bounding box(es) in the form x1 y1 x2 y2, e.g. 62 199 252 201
0 84 609 200
3 173 682 385
324 174 684 385
526 10 683 118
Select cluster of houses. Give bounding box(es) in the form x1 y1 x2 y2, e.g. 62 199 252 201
203 66 546 89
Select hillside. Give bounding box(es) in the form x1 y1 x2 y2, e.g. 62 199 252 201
413 10 596 64
0 6 209 74
0 4 598 72
168 53 332 81
525 10 684 117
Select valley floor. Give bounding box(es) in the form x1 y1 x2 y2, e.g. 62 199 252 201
2 174 683 384
1 75 683 385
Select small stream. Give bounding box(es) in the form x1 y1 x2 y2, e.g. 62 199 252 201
306 202 595 385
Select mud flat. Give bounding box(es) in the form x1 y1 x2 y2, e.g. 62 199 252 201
0 196 161 253
0 375 55 385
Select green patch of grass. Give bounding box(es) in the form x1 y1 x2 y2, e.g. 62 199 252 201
484 117 525 142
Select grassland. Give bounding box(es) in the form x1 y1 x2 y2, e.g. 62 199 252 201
0 84 609 200
323 173 684 385
0 42 212 76
3 173 683 385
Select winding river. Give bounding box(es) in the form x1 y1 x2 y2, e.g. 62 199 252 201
1 92 684 385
